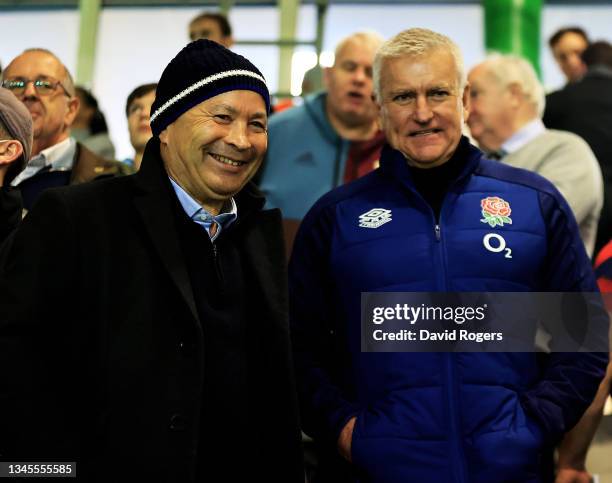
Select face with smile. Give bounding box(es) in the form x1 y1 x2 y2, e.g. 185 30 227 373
159 90 267 215
377 49 469 168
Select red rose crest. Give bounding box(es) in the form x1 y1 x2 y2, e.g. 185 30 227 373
480 196 512 227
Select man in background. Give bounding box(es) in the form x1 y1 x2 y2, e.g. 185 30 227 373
188 11 234 48
544 40 612 254
123 82 156 170
468 54 602 256
258 31 385 252
0 87 32 242
1 48 129 210
548 26 590 85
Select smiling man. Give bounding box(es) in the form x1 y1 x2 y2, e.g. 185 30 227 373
0 40 303 482
258 31 385 252
289 28 607 482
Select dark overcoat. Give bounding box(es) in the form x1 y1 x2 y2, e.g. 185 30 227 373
543 67 612 253
0 138 303 482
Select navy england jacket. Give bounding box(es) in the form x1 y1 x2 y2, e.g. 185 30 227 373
289 138 608 483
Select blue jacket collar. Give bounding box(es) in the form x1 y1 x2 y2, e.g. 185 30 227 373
379 136 483 190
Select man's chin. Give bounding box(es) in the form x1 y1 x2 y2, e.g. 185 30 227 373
339 109 375 127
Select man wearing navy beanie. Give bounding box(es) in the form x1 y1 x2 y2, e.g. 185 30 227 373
0 40 303 482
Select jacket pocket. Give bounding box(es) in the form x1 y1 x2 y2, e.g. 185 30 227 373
464 402 544 483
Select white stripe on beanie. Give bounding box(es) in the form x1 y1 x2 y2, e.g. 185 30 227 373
150 69 267 124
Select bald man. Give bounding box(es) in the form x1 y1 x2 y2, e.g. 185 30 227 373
1 49 130 210
258 31 386 252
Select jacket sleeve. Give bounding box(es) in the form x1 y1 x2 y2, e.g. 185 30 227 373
289 203 360 445
0 189 81 458
520 190 609 443
533 135 602 239
542 91 563 129
0 187 22 247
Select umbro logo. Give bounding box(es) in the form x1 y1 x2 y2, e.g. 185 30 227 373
359 208 392 228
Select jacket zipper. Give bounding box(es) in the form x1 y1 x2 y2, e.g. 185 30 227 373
402 178 469 483
436 197 467 483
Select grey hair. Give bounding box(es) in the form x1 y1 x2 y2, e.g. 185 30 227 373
478 54 545 117
373 28 466 100
333 30 385 64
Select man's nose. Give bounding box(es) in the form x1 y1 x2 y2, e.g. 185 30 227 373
21 80 39 99
352 67 367 85
225 121 251 150
413 96 434 123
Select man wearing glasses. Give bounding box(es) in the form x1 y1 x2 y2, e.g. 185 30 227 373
1 49 129 211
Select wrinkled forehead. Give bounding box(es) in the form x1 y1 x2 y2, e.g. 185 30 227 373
468 63 495 86
382 50 460 89
335 38 379 65
190 18 223 36
555 32 589 52
5 51 67 81
130 90 156 109
182 89 268 120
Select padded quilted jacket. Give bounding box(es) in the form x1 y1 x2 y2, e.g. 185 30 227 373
289 138 608 483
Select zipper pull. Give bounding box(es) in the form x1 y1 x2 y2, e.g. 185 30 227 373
435 224 441 241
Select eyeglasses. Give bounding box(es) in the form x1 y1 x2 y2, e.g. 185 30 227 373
1 77 71 97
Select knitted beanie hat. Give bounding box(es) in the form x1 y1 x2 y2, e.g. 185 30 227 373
0 87 33 163
150 39 270 136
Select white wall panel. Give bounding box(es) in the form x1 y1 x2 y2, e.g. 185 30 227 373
0 9 79 75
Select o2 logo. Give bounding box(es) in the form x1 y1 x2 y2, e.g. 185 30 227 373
483 233 512 259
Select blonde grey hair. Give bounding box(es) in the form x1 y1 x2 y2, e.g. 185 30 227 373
479 54 545 117
373 28 466 100
333 31 385 64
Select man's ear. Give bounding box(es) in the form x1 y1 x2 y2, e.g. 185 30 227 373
158 127 169 145
462 83 471 122
0 139 24 166
223 36 234 49
507 82 523 108
322 66 333 90
65 95 81 128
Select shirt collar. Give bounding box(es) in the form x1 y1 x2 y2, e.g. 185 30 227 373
169 177 237 240
11 137 76 186
501 118 545 155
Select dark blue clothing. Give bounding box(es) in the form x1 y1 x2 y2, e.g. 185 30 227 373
290 138 608 483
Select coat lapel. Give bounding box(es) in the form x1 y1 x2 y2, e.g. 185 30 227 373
133 138 200 326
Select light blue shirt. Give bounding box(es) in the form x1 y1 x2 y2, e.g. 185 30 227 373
11 137 76 186
501 119 546 156
169 178 237 241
